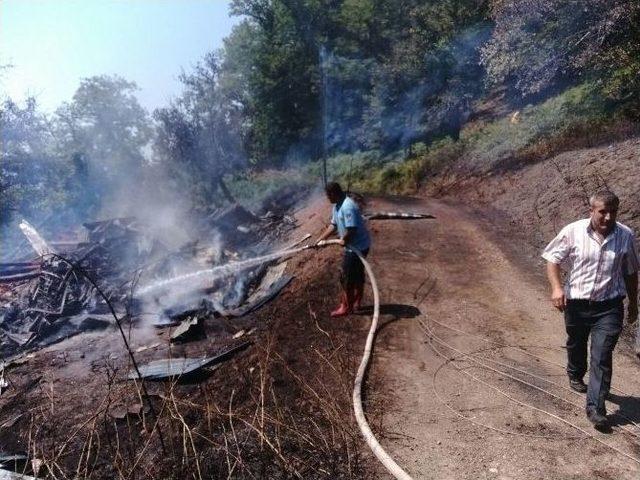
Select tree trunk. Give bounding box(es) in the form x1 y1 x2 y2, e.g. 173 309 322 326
218 178 235 204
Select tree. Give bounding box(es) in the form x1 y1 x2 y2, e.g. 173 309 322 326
481 0 640 98
0 97 62 225
361 0 490 149
227 0 336 165
54 75 152 215
154 53 245 209
224 0 491 158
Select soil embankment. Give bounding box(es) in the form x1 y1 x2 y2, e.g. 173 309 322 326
359 136 640 478
429 136 640 252
429 135 640 358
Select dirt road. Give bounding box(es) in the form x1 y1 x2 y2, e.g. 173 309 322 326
360 197 640 479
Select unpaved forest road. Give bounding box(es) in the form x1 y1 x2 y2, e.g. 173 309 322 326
360 197 640 480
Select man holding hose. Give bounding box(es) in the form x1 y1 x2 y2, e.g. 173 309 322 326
542 190 638 429
316 182 371 317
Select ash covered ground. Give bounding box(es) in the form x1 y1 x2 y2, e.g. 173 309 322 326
0 188 375 479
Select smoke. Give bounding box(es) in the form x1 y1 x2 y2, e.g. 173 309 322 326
99 171 195 249
1 16 493 258
1 94 202 262
311 23 492 159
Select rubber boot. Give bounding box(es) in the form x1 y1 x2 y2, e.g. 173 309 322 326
331 292 351 317
345 287 356 312
353 284 364 312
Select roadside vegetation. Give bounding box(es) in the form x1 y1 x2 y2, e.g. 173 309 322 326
324 80 640 196
247 79 638 199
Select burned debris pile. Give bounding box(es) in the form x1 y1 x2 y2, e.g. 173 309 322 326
0 204 298 360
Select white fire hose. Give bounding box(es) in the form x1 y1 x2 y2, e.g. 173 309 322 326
312 239 414 480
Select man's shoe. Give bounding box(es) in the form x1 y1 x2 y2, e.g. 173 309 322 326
586 408 608 430
569 378 587 393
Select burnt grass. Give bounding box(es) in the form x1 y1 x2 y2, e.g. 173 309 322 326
0 249 374 478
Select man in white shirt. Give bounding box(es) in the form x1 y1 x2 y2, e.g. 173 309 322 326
542 190 638 429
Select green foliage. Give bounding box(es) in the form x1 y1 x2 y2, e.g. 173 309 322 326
154 53 245 210
54 75 152 216
601 55 640 118
227 170 315 211
226 1 327 165
223 0 491 165
0 75 154 238
306 80 616 195
462 82 608 170
320 150 390 188
357 138 463 194
0 98 66 224
56 76 151 172
365 20 491 151
221 0 639 169
482 0 640 97
309 137 462 195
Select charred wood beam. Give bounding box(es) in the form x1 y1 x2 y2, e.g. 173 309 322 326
0 266 40 276
25 283 70 315
41 270 63 279
0 262 40 267
0 272 40 283
49 241 80 247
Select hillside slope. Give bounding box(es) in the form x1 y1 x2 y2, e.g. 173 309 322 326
429 136 640 251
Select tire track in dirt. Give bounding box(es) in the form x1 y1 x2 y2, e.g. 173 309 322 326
363 196 640 480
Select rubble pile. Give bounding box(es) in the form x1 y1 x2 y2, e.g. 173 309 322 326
0 204 298 359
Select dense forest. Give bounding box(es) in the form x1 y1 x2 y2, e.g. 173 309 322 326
2 0 639 238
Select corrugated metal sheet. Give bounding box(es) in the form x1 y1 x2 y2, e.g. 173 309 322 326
128 342 250 380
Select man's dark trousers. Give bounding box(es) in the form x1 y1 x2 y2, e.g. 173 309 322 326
564 298 624 413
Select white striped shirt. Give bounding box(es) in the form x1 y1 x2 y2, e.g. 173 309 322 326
542 219 639 301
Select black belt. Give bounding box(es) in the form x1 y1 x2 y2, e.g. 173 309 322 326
566 297 624 308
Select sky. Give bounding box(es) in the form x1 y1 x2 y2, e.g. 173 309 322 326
0 0 240 113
